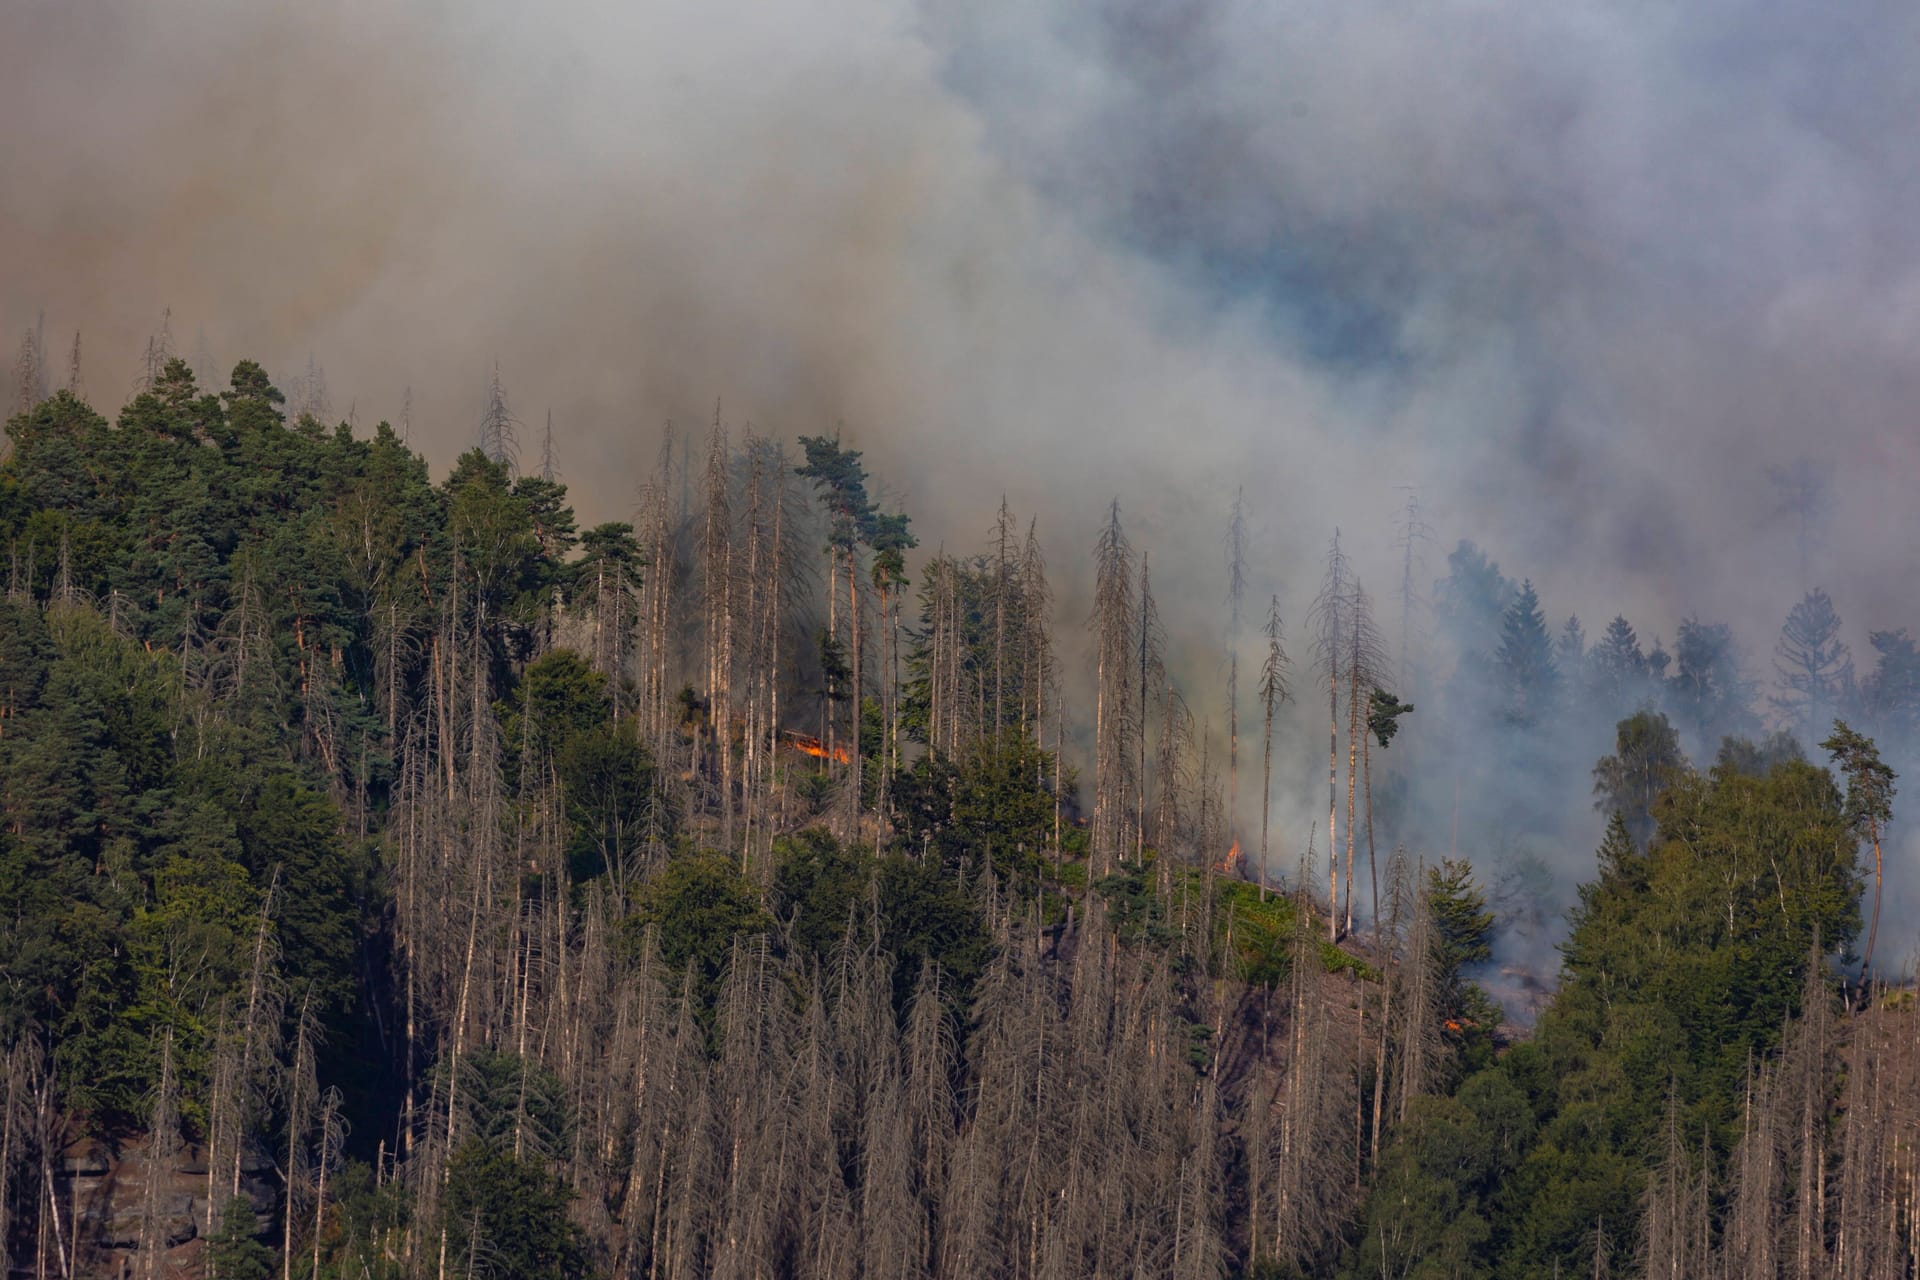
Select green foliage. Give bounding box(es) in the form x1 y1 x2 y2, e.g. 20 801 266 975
1367 686 1414 749
1417 857 1501 1068
557 723 662 887
630 853 769 996
450 1049 572 1159
770 827 993 1011
0 603 316 1128
1342 1072 1534 1280
1495 579 1558 727
1496 757 1850 1272
816 630 851 703
889 738 1058 891
1210 880 1295 987
866 509 917 591
770 826 867 966
443 1140 593 1280
1591 709 1686 848
313 1160 409 1280
503 648 609 765
1426 857 1494 977
795 435 877 551
1822 718 1896 839
0 363 594 1139
871 852 993 1010
794 767 836 816
1715 729 1805 777
206 1196 277 1280
1096 862 1364 983
1095 859 1182 948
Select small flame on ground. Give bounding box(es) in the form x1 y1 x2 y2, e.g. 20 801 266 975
781 731 851 765
1217 840 1242 874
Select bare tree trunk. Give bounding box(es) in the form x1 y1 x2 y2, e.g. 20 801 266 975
283 994 318 1280
36 1065 69 1280
311 1089 343 1280
994 497 1012 749
1364 725 1379 937
1864 824 1883 974
1344 655 1360 937
848 542 863 830
139 1031 179 1280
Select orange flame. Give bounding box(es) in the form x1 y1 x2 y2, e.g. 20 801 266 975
1217 840 1242 874
782 732 851 765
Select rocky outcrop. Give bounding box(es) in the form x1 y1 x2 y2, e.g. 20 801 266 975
41 1135 274 1279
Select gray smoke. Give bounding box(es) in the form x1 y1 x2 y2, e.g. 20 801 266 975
7 0 1920 975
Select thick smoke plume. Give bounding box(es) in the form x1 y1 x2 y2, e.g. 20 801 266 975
8 0 1920 972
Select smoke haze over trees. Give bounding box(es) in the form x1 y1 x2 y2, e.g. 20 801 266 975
10 0 1920 1274
12 0 1920 941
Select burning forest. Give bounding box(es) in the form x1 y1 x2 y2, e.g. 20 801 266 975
8 0 1920 1276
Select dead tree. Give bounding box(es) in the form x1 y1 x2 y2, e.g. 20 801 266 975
701 418 735 846
134 307 174 393
1093 502 1136 875
11 315 46 418
1137 554 1165 865
1257 597 1291 902
1309 532 1352 938
1344 584 1386 935
1225 488 1247 862
476 361 519 473
64 331 83 399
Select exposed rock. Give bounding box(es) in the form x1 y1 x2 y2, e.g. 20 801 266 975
48 1133 275 1278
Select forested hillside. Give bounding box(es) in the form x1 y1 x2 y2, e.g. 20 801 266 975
3 348 1919 1279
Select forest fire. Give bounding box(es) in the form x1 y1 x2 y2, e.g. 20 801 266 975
781 731 850 765
1218 840 1242 874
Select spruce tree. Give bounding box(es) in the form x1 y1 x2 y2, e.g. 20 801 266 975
1773 588 1853 743
1860 627 1920 756
1495 579 1558 727
1587 615 1648 712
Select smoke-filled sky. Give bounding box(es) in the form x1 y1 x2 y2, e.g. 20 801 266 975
8 0 1920 938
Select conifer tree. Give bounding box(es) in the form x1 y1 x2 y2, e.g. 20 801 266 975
1860 627 1920 757
1588 615 1648 712
1774 588 1853 742
797 434 879 826
1821 720 1895 972
1495 579 1557 727
1669 617 1756 748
